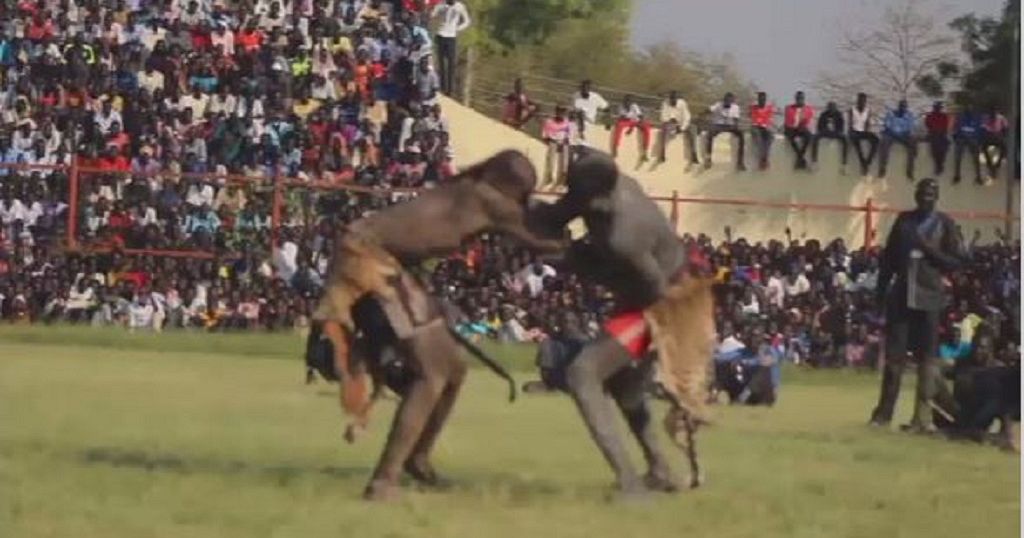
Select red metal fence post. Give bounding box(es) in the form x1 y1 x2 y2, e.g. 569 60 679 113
271 169 282 261
669 190 680 229
67 156 80 250
863 197 875 250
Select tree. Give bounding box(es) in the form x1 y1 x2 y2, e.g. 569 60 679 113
943 0 1020 111
814 0 960 108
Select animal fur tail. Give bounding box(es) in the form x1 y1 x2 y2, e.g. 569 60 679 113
644 277 716 426
447 328 518 402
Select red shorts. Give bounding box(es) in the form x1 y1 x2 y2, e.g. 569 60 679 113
603 310 651 361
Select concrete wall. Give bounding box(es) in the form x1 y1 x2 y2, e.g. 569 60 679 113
441 95 1019 246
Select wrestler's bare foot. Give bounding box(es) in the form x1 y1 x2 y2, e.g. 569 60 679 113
644 469 681 493
404 458 453 490
343 423 365 444
363 479 402 502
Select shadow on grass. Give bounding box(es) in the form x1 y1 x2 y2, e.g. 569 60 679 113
78 446 587 502
78 446 368 483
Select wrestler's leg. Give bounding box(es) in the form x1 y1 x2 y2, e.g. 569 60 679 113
565 336 643 493
606 362 679 492
404 323 467 487
322 320 372 423
364 331 447 501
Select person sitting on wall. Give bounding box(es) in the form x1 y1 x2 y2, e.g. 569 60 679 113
783 91 814 170
610 94 652 162
848 93 880 176
878 99 918 180
749 91 775 171
812 101 847 173
705 92 745 171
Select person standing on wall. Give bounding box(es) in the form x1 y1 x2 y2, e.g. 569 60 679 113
869 178 967 434
430 0 470 96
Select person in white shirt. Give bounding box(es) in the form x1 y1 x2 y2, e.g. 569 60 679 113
516 261 556 298
765 269 786 308
705 92 746 171
430 0 471 96
783 270 811 297
273 236 299 282
848 92 880 176
65 280 96 322
128 294 155 331
138 63 166 94
657 90 699 166
610 94 652 160
571 79 609 145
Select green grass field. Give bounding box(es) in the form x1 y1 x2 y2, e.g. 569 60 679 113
0 327 1019 538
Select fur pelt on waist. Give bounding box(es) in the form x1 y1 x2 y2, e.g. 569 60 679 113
644 277 716 428
313 229 403 330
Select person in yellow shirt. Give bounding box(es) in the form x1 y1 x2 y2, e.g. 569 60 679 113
292 95 321 121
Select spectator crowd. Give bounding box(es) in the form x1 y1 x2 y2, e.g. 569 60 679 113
0 0 1018 377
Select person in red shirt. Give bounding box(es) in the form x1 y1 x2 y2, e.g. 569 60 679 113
26 14 54 42
783 91 814 170
924 101 951 176
502 78 538 130
749 92 775 170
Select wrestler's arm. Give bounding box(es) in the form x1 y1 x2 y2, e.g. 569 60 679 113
486 194 569 253
606 209 670 303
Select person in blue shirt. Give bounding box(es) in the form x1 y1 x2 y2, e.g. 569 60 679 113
952 103 983 184
878 99 917 180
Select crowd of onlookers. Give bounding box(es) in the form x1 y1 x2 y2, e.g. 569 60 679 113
0 0 1019 374
0 0 473 256
2 220 1019 373
502 78 1018 185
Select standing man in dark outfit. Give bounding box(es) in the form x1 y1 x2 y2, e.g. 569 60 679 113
430 0 471 96
869 178 967 433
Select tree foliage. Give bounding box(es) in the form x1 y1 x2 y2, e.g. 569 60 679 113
943 0 1020 110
